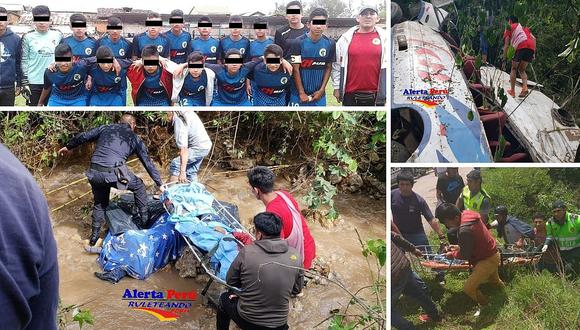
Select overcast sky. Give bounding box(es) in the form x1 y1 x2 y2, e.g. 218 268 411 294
15 0 384 15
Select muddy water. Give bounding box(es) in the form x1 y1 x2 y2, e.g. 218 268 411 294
39 161 386 329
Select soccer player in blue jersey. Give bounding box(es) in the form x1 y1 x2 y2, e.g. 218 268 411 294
163 9 192 64
171 52 215 106
87 46 131 106
38 43 89 106
218 15 250 63
97 17 132 59
249 17 273 61
127 45 173 106
288 8 335 107
131 12 170 60
248 44 292 106
191 16 220 64
60 14 97 61
96 16 132 105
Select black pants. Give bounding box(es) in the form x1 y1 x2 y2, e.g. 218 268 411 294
0 87 15 106
28 84 49 106
342 92 377 106
86 168 148 229
216 292 289 330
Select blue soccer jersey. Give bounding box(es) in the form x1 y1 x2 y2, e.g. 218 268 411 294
289 34 336 106
137 70 170 106
179 71 208 106
96 35 132 59
218 36 250 62
164 30 192 64
44 63 89 105
249 38 273 60
191 37 220 64
61 36 97 61
132 32 171 58
206 62 259 106
248 62 291 106
88 66 126 106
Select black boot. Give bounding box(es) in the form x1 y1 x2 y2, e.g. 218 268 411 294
89 226 101 246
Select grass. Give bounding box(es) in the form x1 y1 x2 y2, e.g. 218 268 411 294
15 77 340 107
396 233 580 329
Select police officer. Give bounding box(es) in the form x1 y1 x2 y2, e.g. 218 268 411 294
457 169 492 227
58 114 163 246
543 200 580 273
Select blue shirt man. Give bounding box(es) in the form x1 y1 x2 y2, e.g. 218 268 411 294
61 13 97 61
207 60 260 106
179 71 209 106
0 144 59 330
42 61 89 106
192 36 220 64
0 10 22 106
248 62 291 106
163 9 192 64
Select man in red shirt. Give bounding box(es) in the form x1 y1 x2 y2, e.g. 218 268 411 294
435 203 504 313
503 15 536 98
331 6 387 106
247 166 316 269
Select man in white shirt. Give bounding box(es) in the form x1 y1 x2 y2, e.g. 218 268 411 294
167 111 212 183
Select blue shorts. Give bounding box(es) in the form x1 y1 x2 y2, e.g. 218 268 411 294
48 96 88 106
288 93 326 107
210 97 252 107
168 148 210 182
89 93 124 106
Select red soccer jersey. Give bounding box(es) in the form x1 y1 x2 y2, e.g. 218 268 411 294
345 31 382 94
266 191 316 269
503 23 535 51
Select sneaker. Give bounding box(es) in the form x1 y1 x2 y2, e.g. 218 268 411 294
473 308 481 317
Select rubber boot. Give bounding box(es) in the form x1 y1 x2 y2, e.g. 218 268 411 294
89 226 101 246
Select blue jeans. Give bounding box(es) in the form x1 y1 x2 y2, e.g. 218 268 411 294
403 232 445 280
392 268 439 330
169 148 210 182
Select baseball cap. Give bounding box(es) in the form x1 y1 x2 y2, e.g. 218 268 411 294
359 6 378 15
70 13 87 23
170 9 184 18
466 169 482 180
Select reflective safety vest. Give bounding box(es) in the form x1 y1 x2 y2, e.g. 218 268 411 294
461 186 490 212
547 212 580 251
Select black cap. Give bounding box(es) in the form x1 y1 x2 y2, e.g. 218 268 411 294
0 7 7 14
466 169 482 180
32 5 51 17
552 200 566 210
70 13 87 23
494 205 508 216
170 9 184 18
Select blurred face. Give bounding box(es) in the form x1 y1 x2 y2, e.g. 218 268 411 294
552 208 566 222
143 55 159 74
467 178 480 191
147 19 162 37
255 28 266 38
56 55 73 72
98 62 113 72
171 20 184 33
264 53 281 72
188 61 203 78
108 28 122 40
34 16 51 32
398 180 413 196
446 168 458 177
533 218 546 231
71 26 86 39
286 5 302 25
230 25 241 37
308 15 327 36
225 54 242 74
356 10 379 29
495 213 507 224
198 23 211 37
0 15 8 33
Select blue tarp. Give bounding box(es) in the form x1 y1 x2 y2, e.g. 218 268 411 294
97 183 243 282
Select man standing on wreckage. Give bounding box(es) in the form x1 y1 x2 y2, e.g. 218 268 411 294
58 113 164 246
